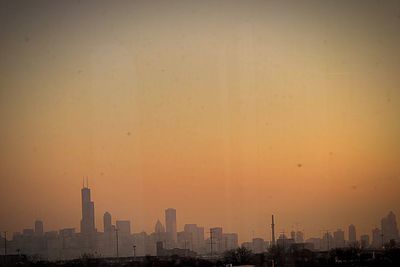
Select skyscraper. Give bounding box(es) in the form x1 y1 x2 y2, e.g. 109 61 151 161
116 220 131 236
333 229 345 248
155 219 165 233
371 227 382 248
360 234 370 248
165 208 177 247
34 220 43 236
80 180 96 235
295 231 304 243
348 224 356 244
381 211 399 243
103 212 112 233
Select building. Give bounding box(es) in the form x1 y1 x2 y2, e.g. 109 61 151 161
80 182 96 235
290 231 296 241
277 233 294 251
295 231 304 243
348 224 356 245
34 220 43 236
305 237 322 251
381 211 399 243
371 227 382 248
222 233 238 251
321 232 333 251
182 224 205 253
116 220 131 236
333 229 345 248
102 212 114 256
103 212 112 233
152 219 168 246
252 238 266 253
155 219 165 233
165 208 177 248
116 220 132 256
210 227 223 253
360 234 370 248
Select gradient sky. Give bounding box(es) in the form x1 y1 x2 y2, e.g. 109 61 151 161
1 0 400 243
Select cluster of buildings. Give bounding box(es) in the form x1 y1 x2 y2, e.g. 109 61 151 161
0 184 238 260
0 183 399 260
303 213 400 251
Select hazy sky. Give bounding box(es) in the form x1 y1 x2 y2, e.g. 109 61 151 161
1 0 400 242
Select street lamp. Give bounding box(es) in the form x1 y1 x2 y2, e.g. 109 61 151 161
132 245 136 260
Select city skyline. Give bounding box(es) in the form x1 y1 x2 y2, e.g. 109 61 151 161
1 181 398 247
1 0 400 254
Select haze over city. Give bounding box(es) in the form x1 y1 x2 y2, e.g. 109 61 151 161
1 0 400 247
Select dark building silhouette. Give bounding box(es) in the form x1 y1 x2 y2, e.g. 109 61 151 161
34 220 43 236
348 224 356 245
381 211 399 243
165 208 177 248
103 212 112 233
371 227 382 248
80 180 96 235
360 234 370 248
333 229 345 248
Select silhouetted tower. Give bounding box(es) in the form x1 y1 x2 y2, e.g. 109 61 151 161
103 212 112 233
348 224 356 244
165 208 177 247
381 211 399 243
271 215 276 246
80 177 95 234
34 220 43 235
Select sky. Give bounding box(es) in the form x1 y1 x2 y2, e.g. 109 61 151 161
0 0 400 243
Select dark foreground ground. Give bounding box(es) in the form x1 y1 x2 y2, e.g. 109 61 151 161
1 247 400 267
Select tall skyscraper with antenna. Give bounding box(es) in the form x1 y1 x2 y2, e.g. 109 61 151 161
80 177 96 235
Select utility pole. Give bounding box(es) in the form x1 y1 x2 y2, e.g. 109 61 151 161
3 231 7 266
184 240 188 257
115 228 119 258
271 215 276 246
327 231 330 250
209 229 214 256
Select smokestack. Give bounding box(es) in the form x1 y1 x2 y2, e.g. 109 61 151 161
271 214 276 246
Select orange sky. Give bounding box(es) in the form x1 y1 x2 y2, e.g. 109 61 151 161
0 0 400 242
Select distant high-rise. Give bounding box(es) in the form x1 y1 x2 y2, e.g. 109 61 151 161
348 224 356 244
183 224 204 253
165 208 177 246
333 229 345 248
360 234 370 248
116 220 131 236
381 211 399 243
322 232 333 250
290 230 296 241
155 219 165 233
80 179 96 235
103 212 112 233
295 231 304 243
34 220 43 235
371 227 382 248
